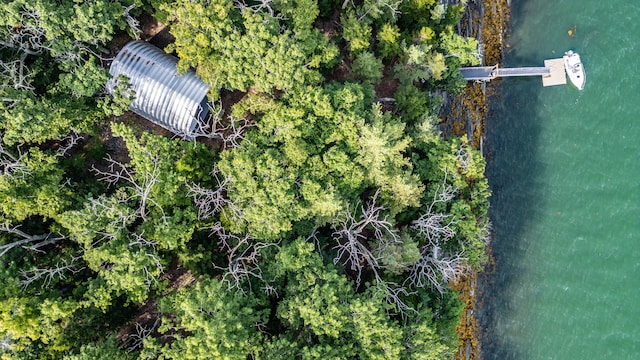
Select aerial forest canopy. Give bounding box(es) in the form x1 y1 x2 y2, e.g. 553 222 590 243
0 0 490 358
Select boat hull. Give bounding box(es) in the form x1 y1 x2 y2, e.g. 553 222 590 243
564 50 586 90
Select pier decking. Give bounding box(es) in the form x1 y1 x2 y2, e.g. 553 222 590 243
497 67 550 77
542 58 567 87
460 58 567 87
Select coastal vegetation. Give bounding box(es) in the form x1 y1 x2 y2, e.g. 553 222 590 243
0 0 490 358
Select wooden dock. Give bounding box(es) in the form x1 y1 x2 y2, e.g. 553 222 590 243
459 66 498 81
542 58 566 87
459 57 567 87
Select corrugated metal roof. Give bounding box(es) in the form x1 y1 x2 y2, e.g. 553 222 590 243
107 41 210 139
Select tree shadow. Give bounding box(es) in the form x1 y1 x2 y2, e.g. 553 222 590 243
476 17 548 359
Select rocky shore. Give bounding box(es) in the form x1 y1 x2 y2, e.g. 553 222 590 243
444 0 511 359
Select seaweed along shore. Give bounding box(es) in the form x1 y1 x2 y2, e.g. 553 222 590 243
441 0 511 359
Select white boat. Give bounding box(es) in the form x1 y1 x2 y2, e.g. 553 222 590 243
563 50 585 90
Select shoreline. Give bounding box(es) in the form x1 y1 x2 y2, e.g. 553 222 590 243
448 0 511 359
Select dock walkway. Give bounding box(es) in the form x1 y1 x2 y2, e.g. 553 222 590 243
460 58 566 87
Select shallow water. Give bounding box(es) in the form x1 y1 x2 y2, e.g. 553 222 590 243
478 0 640 358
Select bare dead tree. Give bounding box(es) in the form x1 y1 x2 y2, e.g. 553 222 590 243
84 196 138 245
128 230 157 248
220 239 277 295
55 132 83 158
0 223 66 258
218 116 253 148
330 190 420 315
0 140 29 178
0 334 11 352
188 103 253 148
1 9 50 56
187 167 239 221
341 0 402 21
411 171 458 248
141 251 164 291
407 171 468 293
122 4 142 41
92 153 165 221
411 212 456 248
332 211 380 288
407 246 467 294
69 197 163 292
331 189 401 288
209 225 278 295
69 193 141 257
254 320 270 336
479 220 492 245
19 255 85 290
359 0 403 21
306 227 324 261
56 48 86 71
374 281 418 319
0 55 35 91
127 231 164 291
261 282 279 298
327 192 419 316
223 243 271 293
0 97 18 109
456 143 473 171
125 318 161 352
233 0 286 20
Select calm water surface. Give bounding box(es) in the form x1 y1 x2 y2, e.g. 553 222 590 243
479 0 640 358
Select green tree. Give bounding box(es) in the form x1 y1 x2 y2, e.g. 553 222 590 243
0 0 136 61
376 23 403 60
58 124 211 305
0 290 83 354
402 306 456 360
162 0 337 97
351 51 384 84
0 0 493 358
267 239 405 359
357 104 424 213
341 12 372 55
0 0 139 146
63 337 133 360
1 91 105 146
218 146 306 239
411 135 491 268
394 83 441 124
398 0 437 30
440 31 480 66
217 84 375 239
0 147 71 221
153 277 266 360
394 44 447 84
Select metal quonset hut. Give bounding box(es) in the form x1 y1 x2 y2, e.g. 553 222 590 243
107 41 210 139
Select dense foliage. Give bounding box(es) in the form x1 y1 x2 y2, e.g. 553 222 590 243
0 0 489 358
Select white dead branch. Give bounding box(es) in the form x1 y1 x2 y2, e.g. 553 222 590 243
0 140 29 178
0 223 67 258
125 318 161 352
188 167 239 220
209 224 278 295
19 255 84 290
408 171 468 293
91 153 165 221
188 103 253 148
331 189 400 288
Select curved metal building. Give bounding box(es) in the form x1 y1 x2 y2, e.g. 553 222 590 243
107 41 210 139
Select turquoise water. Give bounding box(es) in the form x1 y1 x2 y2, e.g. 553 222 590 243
479 0 640 358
